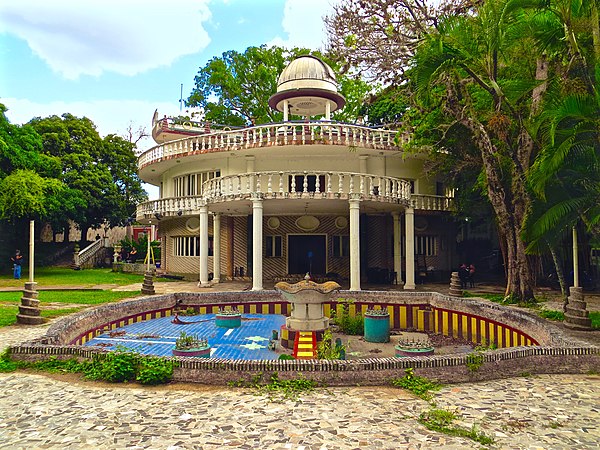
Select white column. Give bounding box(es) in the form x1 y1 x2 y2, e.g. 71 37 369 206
29 220 35 282
404 206 416 289
252 198 263 291
325 101 331 120
213 213 221 283
198 206 209 286
573 226 579 287
349 199 361 291
283 99 289 122
392 211 402 285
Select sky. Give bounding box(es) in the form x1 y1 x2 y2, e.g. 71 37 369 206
0 0 339 198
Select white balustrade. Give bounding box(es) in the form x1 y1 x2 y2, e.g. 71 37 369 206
138 122 407 169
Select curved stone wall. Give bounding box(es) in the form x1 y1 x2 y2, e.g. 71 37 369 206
10 290 599 385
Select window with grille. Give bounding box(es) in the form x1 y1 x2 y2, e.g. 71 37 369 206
173 170 221 197
173 236 213 256
415 235 438 256
265 235 282 257
332 235 350 257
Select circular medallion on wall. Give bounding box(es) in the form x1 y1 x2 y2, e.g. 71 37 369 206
267 217 280 230
414 217 428 232
185 217 200 232
335 216 348 229
295 215 320 232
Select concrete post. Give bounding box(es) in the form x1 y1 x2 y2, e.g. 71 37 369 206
404 207 416 289
392 211 402 285
199 206 209 286
213 213 221 283
252 197 263 291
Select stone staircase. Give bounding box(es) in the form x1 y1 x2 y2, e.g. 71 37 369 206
564 287 592 330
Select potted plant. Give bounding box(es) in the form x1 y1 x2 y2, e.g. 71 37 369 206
394 337 434 357
363 308 390 343
172 332 211 357
215 306 242 328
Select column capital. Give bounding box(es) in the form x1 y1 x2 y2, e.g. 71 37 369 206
252 195 264 204
348 197 362 206
391 210 400 218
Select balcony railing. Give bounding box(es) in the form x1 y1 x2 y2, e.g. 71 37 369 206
202 171 412 204
136 172 453 220
411 194 454 211
139 122 406 169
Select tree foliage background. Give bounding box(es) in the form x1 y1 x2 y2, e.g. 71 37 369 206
0 104 147 255
326 0 600 301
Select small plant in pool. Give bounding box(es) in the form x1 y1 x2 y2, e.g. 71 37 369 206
218 306 241 315
365 308 389 316
175 332 208 350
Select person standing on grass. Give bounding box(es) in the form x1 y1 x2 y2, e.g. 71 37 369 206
11 249 23 279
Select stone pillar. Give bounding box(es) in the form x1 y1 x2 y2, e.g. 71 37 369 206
252 197 263 291
349 198 361 291
141 271 156 295
325 101 331 121
213 213 221 283
404 206 416 289
283 99 289 122
392 211 402 285
564 286 592 330
16 282 44 325
449 272 463 297
199 206 209 286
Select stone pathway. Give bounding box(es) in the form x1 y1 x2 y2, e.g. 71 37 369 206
1 287 599 449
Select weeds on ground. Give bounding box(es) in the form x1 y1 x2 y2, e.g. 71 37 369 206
463 291 537 307
230 371 319 402
419 407 494 446
390 368 440 401
537 309 565 321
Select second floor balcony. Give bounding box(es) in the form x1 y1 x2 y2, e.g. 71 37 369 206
136 170 454 221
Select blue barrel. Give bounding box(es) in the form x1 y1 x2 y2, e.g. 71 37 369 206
364 312 390 343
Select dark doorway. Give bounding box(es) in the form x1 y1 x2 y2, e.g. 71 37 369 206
288 235 326 275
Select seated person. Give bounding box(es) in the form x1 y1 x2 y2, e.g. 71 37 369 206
128 247 138 263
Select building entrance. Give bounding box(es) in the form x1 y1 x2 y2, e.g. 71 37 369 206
288 235 326 275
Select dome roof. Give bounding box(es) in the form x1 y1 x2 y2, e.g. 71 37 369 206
269 55 345 117
277 55 338 92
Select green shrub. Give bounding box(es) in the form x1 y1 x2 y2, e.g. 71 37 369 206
278 354 295 360
332 299 364 335
84 349 138 382
136 357 175 385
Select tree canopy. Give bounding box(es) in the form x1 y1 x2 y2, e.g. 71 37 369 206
0 105 147 242
327 0 600 302
186 45 373 125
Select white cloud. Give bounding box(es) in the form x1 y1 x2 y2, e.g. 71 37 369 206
268 0 338 50
0 0 212 79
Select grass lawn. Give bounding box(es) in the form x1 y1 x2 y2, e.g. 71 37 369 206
0 267 144 288
0 290 140 327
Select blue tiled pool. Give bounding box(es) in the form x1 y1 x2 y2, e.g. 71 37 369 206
84 314 286 360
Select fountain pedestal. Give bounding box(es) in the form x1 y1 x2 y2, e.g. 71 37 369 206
275 274 341 350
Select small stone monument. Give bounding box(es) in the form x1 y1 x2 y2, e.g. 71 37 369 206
16 282 45 325
141 270 156 295
449 271 463 297
564 286 592 330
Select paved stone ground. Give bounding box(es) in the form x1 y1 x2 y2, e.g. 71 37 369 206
1 323 599 449
1 283 599 449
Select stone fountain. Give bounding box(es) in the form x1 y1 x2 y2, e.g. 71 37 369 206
275 274 340 332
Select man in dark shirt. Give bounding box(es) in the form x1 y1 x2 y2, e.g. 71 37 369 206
11 249 23 279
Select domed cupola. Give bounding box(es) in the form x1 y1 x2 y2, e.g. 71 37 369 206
268 55 346 120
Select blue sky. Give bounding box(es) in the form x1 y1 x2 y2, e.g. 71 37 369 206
0 0 338 148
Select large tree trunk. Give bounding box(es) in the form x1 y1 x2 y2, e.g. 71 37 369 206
444 77 536 302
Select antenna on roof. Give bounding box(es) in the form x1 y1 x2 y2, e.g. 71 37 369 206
179 83 183 112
